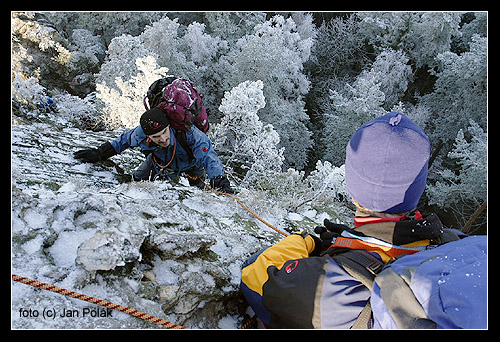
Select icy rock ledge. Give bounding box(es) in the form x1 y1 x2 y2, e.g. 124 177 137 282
11 122 280 329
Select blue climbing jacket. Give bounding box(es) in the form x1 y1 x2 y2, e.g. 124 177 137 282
109 124 225 180
371 235 487 329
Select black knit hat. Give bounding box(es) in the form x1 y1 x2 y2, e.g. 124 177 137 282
140 107 170 135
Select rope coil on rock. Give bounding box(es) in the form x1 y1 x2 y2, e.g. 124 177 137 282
12 274 184 329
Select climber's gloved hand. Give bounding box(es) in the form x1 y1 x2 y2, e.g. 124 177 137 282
74 142 117 163
314 218 366 249
314 225 339 250
210 175 234 194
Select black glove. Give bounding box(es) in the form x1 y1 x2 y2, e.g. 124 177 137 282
210 175 234 194
74 142 117 163
314 218 363 249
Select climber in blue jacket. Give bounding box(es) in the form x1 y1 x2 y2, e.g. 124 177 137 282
74 107 233 193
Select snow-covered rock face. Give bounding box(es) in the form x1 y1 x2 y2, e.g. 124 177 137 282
11 121 290 329
11 12 353 329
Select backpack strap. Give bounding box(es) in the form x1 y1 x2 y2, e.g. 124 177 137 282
331 249 384 291
330 249 385 329
351 300 373 329
174 130 195 163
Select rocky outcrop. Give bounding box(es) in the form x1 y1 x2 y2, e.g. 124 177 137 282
11 120 288 328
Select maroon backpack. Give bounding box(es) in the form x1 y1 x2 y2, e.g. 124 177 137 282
143 77 209 133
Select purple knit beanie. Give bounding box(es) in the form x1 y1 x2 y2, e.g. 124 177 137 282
345 112 431 214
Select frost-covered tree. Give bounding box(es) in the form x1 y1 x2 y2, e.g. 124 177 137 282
181 21 230 117
226 15 315 169
315 45 411 166
96 56 168 129
96 16 230 122
45 12 167 47
96 34 153 89
369 48 412 108
321 69 386 166
204 12 267 45
426 120 487 233
357 12 462 69
422 34 487 146
452 12 487 53
306 14 368 88
211 80 284 188
427 119 487 207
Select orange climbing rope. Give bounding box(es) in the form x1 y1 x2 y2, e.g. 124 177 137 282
197 177 289 238
12 274 184 329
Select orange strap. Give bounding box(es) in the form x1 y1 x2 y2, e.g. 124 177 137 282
328 232 430 259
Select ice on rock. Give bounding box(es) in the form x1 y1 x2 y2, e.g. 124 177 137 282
11 122 275 328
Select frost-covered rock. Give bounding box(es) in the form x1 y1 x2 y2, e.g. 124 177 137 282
13 118 344 328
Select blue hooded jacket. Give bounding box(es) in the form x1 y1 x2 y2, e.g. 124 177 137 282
109 124 225 180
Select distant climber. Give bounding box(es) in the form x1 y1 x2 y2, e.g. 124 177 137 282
73 107 233 193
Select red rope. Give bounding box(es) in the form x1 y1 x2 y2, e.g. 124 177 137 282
12 274 184 329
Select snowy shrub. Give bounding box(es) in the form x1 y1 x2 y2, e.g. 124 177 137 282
96 56 168 129
12 73 46 110
289 161 349 212
306 161 348 203
212 80 284 187
257 161 349 214
52 92 101 130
